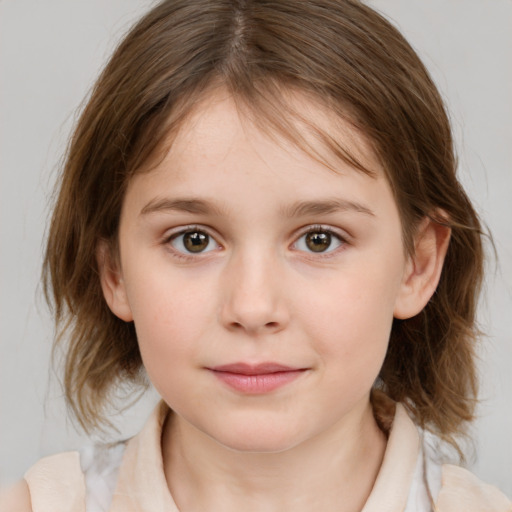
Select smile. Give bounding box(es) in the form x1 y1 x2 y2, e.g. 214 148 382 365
208 363 308 394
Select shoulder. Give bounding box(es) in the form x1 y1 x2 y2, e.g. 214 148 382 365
2 443 126 512
436 464 512 512
399 410 510 512
22 451 85 512
0 452 85 512
0 479 32 512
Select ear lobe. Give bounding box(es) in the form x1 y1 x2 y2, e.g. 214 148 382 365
394 216 451 320
96 241 133 322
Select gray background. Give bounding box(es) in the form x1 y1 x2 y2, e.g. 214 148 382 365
1 0 511 495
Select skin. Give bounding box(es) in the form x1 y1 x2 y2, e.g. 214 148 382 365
0 480 32 512
99 89 450 512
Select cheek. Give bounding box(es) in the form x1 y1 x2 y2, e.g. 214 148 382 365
129 287 211 404
299 260 403 377
123 266 216 374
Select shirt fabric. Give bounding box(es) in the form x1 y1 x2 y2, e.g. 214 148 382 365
24 400 512 512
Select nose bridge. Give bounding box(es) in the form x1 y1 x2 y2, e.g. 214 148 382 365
220 244 288 334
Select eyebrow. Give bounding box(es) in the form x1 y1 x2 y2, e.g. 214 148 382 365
140 197 375 218
140 198 226 216
281 199 375 218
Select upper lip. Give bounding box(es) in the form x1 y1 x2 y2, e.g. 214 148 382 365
209 362 304 375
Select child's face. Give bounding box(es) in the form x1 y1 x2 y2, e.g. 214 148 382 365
104 90 414 452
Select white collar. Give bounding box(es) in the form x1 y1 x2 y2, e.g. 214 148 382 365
109 400 420 512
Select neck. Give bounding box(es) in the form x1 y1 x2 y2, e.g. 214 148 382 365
161 399 387 512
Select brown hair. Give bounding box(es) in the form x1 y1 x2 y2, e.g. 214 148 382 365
44 0 483 455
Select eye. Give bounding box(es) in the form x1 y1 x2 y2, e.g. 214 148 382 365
293 228 345 254
169 229 219 254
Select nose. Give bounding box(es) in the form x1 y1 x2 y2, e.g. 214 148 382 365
219 250 289 336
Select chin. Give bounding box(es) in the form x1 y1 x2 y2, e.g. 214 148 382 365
207 419 306 454
218 436 300 454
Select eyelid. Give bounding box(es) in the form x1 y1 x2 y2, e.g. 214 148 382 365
291 224 350 255
163 225 222 257
163 224 219 241
160 223 350 260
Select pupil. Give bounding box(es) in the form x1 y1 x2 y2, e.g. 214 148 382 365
306 232 331 252
184 231 209 252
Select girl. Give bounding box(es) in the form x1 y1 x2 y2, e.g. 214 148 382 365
2 0 510 510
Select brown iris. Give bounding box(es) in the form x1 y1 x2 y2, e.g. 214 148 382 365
305 231 332 252
183 231 209 252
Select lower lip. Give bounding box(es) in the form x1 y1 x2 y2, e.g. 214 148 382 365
210 370 306 393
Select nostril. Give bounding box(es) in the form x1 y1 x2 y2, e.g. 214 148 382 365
228 320 280 333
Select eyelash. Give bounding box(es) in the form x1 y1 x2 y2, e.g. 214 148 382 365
163 225 220 261
292 225 348 258
162 224 349 261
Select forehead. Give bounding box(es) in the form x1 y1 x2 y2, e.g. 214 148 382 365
141 86 382 181
122 88 399 227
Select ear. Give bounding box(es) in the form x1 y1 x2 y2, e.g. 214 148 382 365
394 215 451 319
96 240 133 322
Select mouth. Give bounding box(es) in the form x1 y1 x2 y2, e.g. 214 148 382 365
207 362 308 394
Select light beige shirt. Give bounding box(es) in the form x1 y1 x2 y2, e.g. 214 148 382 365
21 401 512 512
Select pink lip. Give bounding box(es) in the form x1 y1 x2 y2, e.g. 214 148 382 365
208 363 307 393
